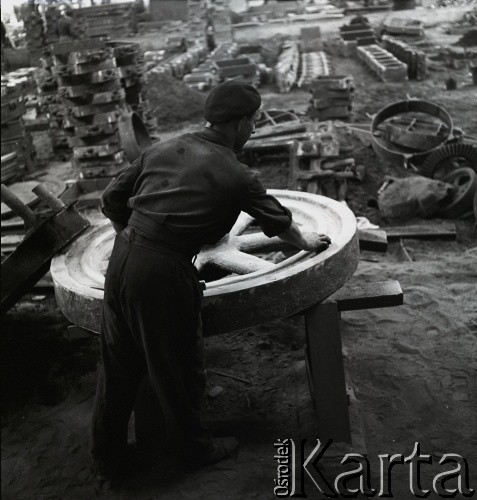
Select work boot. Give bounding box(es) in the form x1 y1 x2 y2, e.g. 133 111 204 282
185 436 239 469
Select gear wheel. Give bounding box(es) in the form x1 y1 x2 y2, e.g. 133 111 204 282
439 167 477 218
419 143 477 179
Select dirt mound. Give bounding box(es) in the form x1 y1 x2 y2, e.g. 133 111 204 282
146 73 206 130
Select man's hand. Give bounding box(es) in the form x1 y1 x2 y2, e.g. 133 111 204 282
301 232 331 252
278 220 331 252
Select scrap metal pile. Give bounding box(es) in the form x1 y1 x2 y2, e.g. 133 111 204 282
1 70 37 184
294 121 364 201
240 111 362 202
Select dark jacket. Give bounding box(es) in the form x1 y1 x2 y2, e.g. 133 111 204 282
102 128 292 253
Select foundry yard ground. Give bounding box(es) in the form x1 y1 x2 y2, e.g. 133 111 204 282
2 5 477 499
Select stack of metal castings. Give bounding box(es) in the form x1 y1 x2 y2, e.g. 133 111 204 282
71 2 131 38
151 42 208 87
182 42 238 91
108 41 158 139
1 71 37 183
297 52 330 89
301 26 323 53
50 40 129 178
381 35 427 80
274 42 300 93
307 75 355 121
338 17 376 56
295 121 364 201
37 55 72 160
233 47 273 86
357 45 408 82
212 57 259 86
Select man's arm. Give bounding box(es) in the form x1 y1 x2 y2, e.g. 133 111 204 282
241 173 331 253
277 220 331 252
102 155 144 232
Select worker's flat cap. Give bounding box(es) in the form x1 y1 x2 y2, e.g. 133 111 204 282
204 81 261 123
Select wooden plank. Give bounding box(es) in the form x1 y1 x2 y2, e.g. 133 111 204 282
326 280 403 311
358 228 388 252
305 302 351 443
381 224 456 240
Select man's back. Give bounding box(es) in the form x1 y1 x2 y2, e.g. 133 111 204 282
129 131 252 242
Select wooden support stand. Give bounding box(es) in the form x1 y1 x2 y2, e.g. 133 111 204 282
303 280 403 445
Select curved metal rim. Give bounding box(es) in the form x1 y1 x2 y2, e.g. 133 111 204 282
51 191 358 334
371 99 454 166
118 111 152 163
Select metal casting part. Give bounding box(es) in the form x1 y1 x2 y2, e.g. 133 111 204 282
371 100 454 167
117 112 152 163
419 143 477 179
51 191 358 335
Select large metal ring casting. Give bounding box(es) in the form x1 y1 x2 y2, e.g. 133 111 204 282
371 100 454 167
118 111 152 164
51 191 359 335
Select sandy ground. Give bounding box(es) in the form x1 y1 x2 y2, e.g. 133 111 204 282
2 6 477 500
2 238 476 499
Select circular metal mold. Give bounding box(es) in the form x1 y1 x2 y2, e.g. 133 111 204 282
51 191 359 335
371 100 454 167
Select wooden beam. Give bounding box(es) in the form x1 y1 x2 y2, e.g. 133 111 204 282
325 280 403 311
358 228 388 252
381 224 457 240
305 302 352 443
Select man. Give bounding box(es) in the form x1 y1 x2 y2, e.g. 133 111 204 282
206 22 216 52
56 8 77 41
91 81 331 485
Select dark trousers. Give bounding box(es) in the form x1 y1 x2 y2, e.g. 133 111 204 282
91 227 210 476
